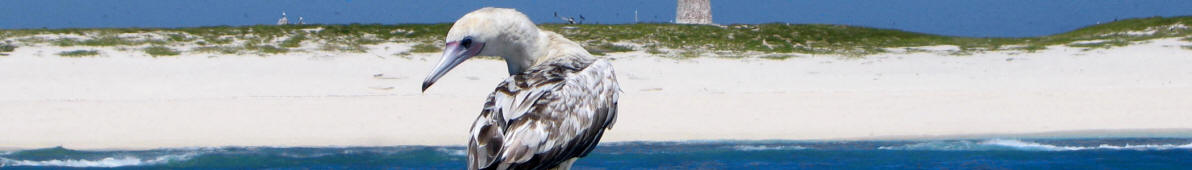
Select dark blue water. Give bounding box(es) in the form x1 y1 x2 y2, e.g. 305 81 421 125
2 138 1190 169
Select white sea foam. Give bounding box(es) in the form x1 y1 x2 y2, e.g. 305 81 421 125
978 139 1086 151
0 152 198 168
731 145 809 151
435 148 467 157
878 139 1192 151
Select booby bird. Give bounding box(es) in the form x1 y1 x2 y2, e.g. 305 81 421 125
421 8 621 170
277 11 289 25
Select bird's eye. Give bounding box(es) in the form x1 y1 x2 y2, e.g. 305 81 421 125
460 37 473 49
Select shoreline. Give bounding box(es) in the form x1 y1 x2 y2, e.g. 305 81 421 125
2 37 1191 150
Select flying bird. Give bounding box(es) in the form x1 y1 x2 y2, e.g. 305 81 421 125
422 8 622 170
554 12 585 24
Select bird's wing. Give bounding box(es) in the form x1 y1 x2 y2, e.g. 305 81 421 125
467 55 621 170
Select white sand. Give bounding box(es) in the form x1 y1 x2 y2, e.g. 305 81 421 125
1 38 1191 150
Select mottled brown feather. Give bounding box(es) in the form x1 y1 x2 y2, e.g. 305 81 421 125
468 54 621 170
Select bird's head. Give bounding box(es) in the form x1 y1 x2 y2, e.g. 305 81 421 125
422 7 540 92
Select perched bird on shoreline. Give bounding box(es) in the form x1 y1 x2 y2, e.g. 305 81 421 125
421 7 622 170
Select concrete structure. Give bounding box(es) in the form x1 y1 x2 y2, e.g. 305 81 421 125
676 0 712 24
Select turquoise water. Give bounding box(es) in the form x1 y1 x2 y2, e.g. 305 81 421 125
2 138 1191 169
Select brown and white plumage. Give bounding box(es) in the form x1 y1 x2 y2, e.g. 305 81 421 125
421 8 621 170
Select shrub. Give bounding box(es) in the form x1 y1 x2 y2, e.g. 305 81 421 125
192 46 240 54
58 50 99 57
585 43 635 56
144 46 180 56
0 44 15 53
280 33 307 48
409 43 440 53
256 45 289 54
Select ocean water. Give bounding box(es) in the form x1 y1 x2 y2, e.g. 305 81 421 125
4 0 1192 37
2 138 1191 169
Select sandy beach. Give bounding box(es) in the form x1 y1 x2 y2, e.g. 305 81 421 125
1 37 1191 150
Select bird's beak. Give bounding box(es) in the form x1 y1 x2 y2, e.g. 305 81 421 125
422 42 484 92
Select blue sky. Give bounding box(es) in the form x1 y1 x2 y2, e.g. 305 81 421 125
1 0 1190 37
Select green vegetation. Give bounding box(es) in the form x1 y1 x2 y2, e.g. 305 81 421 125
675 50 702 59
57 50 99 57
0 16 1188 57
255 44 289 54
192 46 241 54
1066 39 1131 49
53 35 163 46
544 16 1191 55
409 42 441 53
0 43 15 53
144 46 180 56
758 54 798 60
167 33 194 42
645 46 664 54
585 43 634 56
279 33 307 48
319 43 366 53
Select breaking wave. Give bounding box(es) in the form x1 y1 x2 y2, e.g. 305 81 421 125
0 152 198 168
731 145 809 151
435 147 467 156
878 139 1192 151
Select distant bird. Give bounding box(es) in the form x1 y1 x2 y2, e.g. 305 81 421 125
422 7 621 170
553 12 585 24
554 12 575 24
277 11 289 25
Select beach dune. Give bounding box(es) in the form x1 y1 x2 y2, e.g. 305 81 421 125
2 38 1191 150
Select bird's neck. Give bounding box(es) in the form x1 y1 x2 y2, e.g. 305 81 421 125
501 31 550 75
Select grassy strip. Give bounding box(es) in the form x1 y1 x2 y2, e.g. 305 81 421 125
409 43 441 53
0 43 15 53
192 46 240 54
0 16 1188 57
144 46 180 56
585 43 634 56
58 50 99 57
280 33 306 48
